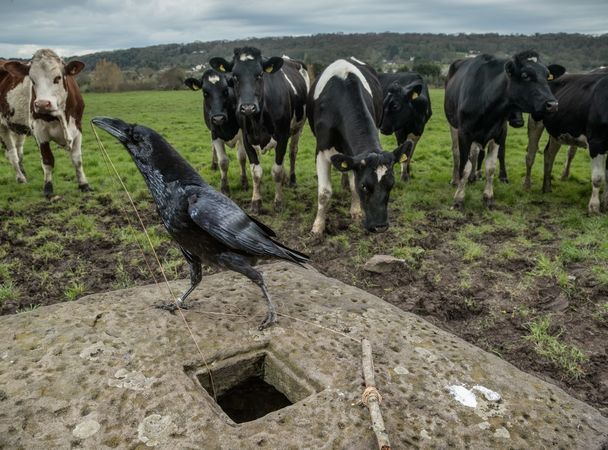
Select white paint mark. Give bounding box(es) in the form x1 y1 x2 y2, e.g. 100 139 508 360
494 427 511 439
73 419 101 439
207 74 220 84
527 56 538 62
472 385 501 402
375 165 388 182
108 369 156 391
447 385 477 408
394 365 409 375
313 59 372 100
282 71 298 94
420 429 432 440
350 56 366 65
239 53 254 61
138 414 175 447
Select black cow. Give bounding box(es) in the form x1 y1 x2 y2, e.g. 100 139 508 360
184 69 247 195
524 67 607 189
307 57 410 236
378 71 432 182
209 48 309 214
445 51 563 208
526 72 608 212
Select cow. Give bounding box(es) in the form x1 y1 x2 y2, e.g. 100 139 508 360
378 71 432 182
523 72 608 213
307 57 411 237
3 49 89 198
184 69 248 195
0 60 30 183
444 51 563 209
524 67 608 189
209 48 309 214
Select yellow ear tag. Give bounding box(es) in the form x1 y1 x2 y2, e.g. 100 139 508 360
411 92 419 100
219 64 225 72
547 73 554 81
341 161 349 169
265 66 273 73
399 154 408 163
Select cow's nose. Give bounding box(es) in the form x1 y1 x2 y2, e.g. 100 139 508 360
211 114 226 125
34 99 52 111
240 104 257 115
545 101 558 112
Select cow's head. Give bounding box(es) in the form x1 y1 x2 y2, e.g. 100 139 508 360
504 51 565 118
380 80 426 135
330 142 412 233
209 47 283 117
185 69 235 126
4 49 84 116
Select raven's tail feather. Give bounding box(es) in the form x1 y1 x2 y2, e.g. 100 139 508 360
272 240 310 267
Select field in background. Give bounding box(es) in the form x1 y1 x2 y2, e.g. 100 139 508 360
0 89 607 414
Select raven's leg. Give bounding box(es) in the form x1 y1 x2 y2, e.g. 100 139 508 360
157 260 202 311
218 252 277 330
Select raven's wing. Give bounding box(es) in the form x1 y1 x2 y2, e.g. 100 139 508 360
186 185 306 263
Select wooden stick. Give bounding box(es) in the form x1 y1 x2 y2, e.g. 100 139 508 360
361 339 391 450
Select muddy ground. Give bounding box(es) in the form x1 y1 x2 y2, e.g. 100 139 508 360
1 192 607 417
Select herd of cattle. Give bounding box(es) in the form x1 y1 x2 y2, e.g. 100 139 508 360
1 47 607 237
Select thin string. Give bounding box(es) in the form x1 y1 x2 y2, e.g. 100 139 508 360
91 123 217 400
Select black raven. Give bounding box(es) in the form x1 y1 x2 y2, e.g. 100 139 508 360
92 117 309 330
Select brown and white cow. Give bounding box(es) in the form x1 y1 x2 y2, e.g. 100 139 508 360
3 49 89 198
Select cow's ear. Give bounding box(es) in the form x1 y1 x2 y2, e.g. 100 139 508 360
225 73 234 87
504 60 516 78
3 61 29 77
184 78 202 91
391 141 413 165
547 64 566 80
262 57 283 74
209 57 232 73
65 60 85 76
403 81 423 101
331 154 358 172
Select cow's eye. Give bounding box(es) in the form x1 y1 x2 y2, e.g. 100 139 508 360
223 88 229 96
521 72 529 81
360 184 368 192
203 91 209 98
256 73 263 80
53 76 61 84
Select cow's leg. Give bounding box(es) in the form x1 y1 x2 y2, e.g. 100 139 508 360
588 151 607 214
212 139 230 195
15 134 27 180
243 137 263 214
561 146 577 181
453 134 474 209
1 131 27 183
524 117 545 189
236 139 249 191
603 155 608 209
542 137 561 193
40 141 56 198
288 127 303 187
401 134 419 182
471 148 483 182
498 140 509 183
483 139 500 207
69 132 90 192
312 151 333 237
210 143 219 171
348 172 362 222
450 126 460 186
272 136 289 211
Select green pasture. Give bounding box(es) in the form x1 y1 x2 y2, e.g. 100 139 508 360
1 89 607 378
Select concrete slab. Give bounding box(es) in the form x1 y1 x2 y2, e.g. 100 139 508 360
1 262 607 449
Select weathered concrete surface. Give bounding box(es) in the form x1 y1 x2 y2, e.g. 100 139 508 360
1 261 607 449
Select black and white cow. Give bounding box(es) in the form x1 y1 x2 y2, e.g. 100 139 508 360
3 49 89 198
307 57 410 236
524 67 607 189
184 69 248 195
378 71 432 181
444 51 562 208
525 72 608 212
209 48 309 214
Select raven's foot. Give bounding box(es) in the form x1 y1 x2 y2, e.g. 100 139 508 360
258 310 277 330
156 301 190 312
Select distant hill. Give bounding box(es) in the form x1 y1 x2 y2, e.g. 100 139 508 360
73 32 608 74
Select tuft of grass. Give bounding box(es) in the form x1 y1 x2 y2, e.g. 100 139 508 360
112 261 134 289
531 255 573 289
0 281 19 303
593 302 608 324
67 214 104 240
16 304 40 314
32 241 65 262
64 281 86 301
525 316 588 378
453 234 485 262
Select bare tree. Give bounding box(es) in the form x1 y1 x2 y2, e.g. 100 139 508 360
91 59 124 92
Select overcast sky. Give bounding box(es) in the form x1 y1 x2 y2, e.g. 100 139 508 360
1 0 606 59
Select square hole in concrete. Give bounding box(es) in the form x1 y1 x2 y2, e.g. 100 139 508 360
189 351 317 424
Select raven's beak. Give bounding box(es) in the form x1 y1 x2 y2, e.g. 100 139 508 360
91 117 131 143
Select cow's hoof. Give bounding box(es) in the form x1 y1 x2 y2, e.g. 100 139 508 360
240 177 249 191
274 200 283 212
79 183 92 192
16 176 27 184
451 200 464 210
44 182 54 198
588 202 600 214
289 173 297 187
220 184 231 196
250 200 261 215
210 162 219 171
523 179 532 190
560 173 570 181
309 230 324 244
499 177 509 184
400 171 410 183
542 184 552 194
483 195 495 209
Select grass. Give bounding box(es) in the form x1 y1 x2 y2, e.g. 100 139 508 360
525 316 588 378
64 281 87 301
0 281 19 303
